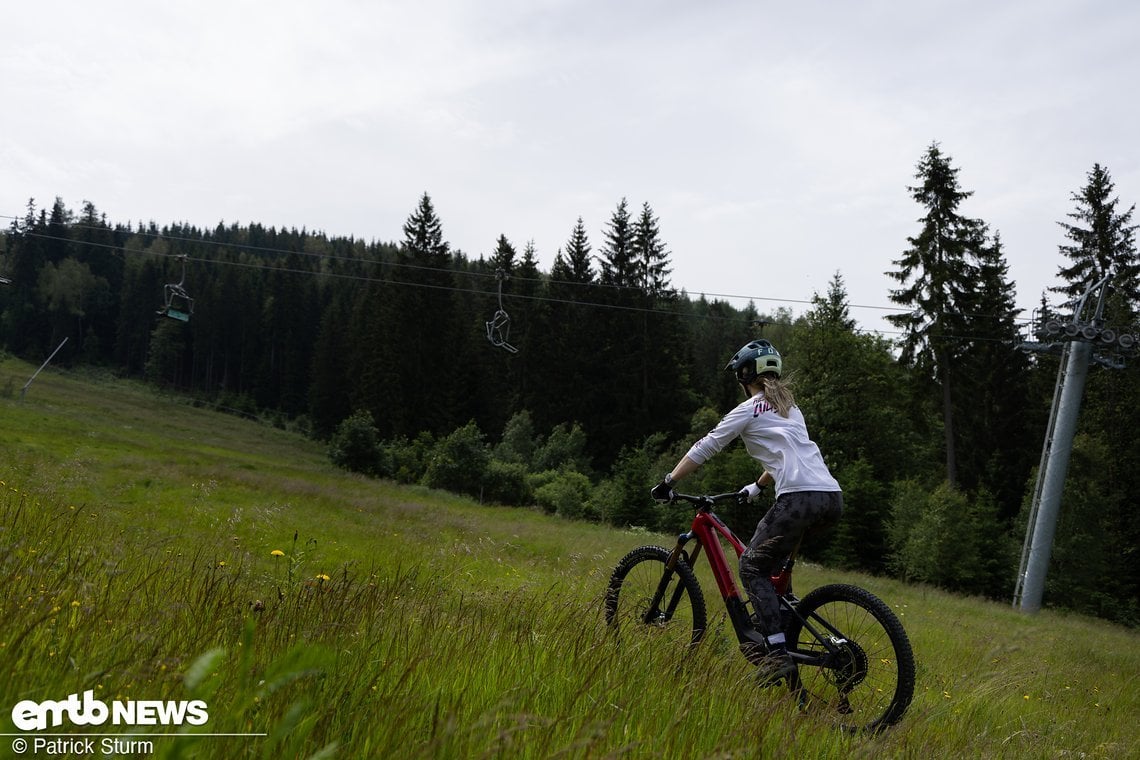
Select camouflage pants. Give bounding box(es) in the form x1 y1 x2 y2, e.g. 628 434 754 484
739 490 843 636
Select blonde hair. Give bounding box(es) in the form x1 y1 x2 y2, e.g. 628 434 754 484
758 373 795 418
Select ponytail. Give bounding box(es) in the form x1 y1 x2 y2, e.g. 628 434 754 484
759 373 795 418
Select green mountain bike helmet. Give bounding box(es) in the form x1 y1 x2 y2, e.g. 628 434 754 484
725 340 782 384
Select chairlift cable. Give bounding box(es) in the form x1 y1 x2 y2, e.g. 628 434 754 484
1 214 1034 324
2 220 1042 344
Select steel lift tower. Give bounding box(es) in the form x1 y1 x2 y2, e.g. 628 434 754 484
1013 274 1137 612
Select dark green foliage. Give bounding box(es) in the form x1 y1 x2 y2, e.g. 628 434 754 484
955 234 1036 517
385 432 436 485
532 422 592 476
327 409 385 476
1054 163 1139 313
813 459 890 573
482 460 532 506
598 198 637 288
493 410 536 465
145 319 188 387
886 145 1036 519
887 480 1015 598
531 469 595 520
887 143 991 487
386 193 463 437
1040 433 1140 626
422 420 490 498
309 292 354 440
594 433 668 528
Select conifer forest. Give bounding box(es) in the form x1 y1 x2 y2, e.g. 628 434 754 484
3 145 1138 626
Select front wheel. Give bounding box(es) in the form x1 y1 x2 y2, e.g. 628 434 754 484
604 545 707 645
785 583 915 732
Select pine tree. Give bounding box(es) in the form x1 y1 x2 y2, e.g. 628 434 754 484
540 218 600 435
385 192 460 435
1049 166 1140 623
489 234 517 273
551 217 594 286
957 233 1034 515
886 143 988 487
402 193 451 270
810 271 857 331
598 198 637 289
0 200 49 354
1053 163 1139 318
633 202 672 298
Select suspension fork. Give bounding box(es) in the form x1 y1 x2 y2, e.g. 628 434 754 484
645 533 702 625
667 531 701 569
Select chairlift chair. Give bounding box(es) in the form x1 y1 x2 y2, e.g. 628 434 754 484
158 255 194 322
485 268 518 353
160 283 194 322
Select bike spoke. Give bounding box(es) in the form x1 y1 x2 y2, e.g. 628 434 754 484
787 584 914 732
606 545 707 646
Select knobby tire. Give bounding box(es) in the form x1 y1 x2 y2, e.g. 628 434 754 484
604 545 707 645
785 583 915 733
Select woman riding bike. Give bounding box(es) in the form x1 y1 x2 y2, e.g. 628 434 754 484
651 339 843 684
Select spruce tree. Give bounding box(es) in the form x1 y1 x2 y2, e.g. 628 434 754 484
1053 163 1139 317
541 218 600 435
551 217 594 285
887 143 987 487
598 198 637 289
489 234 517 274
958 233 1033 515
594 198 650 462
0 200 49 354
633 202 672 298
386 192 459 435
1049 165 1140 623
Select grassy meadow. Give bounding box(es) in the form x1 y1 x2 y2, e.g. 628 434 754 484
0 356 1137 759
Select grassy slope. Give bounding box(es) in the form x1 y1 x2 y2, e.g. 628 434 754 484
0 358 1136 759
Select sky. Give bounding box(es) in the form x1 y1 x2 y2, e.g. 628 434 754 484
3 0 1138 339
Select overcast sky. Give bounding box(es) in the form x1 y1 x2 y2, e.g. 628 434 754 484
3 0 1138 338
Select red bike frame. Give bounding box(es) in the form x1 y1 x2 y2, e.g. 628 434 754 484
667 495 795 649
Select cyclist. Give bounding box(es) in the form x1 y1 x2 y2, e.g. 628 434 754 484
651 339 843 684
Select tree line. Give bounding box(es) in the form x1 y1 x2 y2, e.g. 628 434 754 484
1 143 1137 625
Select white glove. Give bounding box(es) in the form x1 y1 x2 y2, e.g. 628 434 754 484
739 482 765 502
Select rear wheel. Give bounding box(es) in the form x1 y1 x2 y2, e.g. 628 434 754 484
785 583 915 732
605 545 707 645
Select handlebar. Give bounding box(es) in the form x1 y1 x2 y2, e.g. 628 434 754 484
669 491 743 510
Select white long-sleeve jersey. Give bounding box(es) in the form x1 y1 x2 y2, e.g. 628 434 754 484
685 392 841 496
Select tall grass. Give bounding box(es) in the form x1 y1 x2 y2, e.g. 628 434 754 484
1 358 1137 758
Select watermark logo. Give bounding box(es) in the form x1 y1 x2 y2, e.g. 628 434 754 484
10 690 208 731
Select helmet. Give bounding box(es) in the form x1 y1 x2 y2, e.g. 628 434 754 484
725 340 782 384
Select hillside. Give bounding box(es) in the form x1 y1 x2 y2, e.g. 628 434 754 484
1 357 1136 758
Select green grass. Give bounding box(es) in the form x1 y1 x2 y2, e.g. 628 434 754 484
1 357 1137 759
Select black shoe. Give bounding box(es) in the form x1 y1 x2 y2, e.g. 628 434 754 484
754 651 797 688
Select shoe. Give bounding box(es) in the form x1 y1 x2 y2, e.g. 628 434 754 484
754 650 797 688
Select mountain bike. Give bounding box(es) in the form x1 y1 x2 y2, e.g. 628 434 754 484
604 490 915 733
